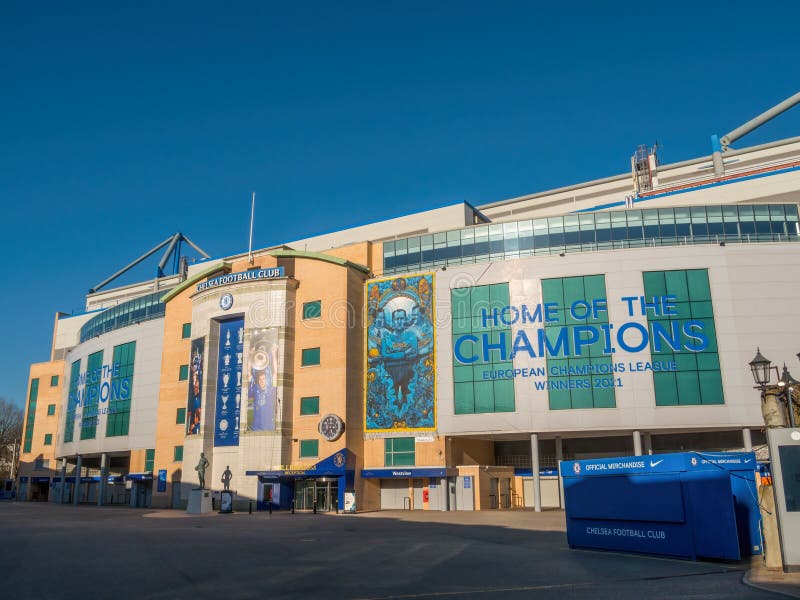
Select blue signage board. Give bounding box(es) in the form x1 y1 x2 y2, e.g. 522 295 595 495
197 267 284 292
561 451 760 560
214 317 244 447
360 467 454 479
246 450 354 479
157 469 167 493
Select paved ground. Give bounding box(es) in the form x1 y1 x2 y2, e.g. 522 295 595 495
1 503 797 599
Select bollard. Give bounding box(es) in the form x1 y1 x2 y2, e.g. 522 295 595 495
292 499 295 514
313 499 317 514
249 501 252 515
269 501 272 515
335 498 339 514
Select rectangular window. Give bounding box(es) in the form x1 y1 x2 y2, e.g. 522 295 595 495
299 439 319 458
174 446 184 462
80 351 104 440
176 407 186 424
144 449 155 472
542 275 616 410
300 396 320 415
107 341 136 438
301 347 320 366
34 458 48 470
451 284 516 414
181 323 192 339
302 300 322 320
47 404 56 416
44 433 53 446
643 269 723 406
23 378 39 453
50 375 59 386
385 437 415 466
64 360 81 443
179 364 189 381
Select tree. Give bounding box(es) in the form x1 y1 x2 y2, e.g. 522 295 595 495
0 398 23 480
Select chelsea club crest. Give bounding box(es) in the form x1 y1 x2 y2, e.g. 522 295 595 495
220 293 234 311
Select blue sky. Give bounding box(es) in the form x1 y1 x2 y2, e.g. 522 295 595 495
2 1 800 407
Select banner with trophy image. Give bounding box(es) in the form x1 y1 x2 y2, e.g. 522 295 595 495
365 273 435 432
186 337 205 435
214 317 244 447
246 328 279 432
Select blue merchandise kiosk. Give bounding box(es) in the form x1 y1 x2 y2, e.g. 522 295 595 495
560 452 761 561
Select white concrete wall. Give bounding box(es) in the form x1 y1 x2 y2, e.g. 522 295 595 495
434 242 800 437
181 279 297 501
285 203 475 252
56 318 165 457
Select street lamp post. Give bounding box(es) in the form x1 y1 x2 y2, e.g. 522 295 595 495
749 348 797 428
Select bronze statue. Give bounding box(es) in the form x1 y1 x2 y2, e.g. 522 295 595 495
221 465 232 491
195 452 209 489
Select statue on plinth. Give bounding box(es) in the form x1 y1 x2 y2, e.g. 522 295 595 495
195 452 209 489
221 466 232 491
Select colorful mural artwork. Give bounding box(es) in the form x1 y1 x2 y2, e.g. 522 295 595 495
366 273 435 432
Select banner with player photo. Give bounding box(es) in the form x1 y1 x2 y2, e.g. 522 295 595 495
186 337 204 435
246 328 279 431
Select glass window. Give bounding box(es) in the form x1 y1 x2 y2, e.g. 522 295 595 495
181 323 191 338
385 437 415 466
301 348 321 366
174 446 184 462
450 284 515 414
299 439 319 458
176 407 186 424
144 449 155 472
44 433 52 446
300 396 320 415
179 364 189 381
643 269 723 406
107 341 136 438
303 300 322 320
47 404 56 416
50 375 59 387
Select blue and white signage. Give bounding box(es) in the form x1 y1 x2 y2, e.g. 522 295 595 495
197 267 285 292
214 317 244 447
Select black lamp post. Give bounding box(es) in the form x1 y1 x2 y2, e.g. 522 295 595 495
749 348 797 428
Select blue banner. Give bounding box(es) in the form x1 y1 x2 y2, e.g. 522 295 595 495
186 337 204 435
157 469 167 493
214 317 244 446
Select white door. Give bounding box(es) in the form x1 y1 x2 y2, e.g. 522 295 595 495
380 480 409 509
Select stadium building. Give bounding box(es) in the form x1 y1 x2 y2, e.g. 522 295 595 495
18 122 800 512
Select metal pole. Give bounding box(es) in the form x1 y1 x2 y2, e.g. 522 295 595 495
73 455 82 506
530 433 542 513
554 436 565 510
59 458 67 504
632 431 643 456
98 453 108 507
743 428 753 452
248 192 255 264
721 91 800 149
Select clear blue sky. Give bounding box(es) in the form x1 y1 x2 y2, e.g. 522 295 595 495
2 1 799 407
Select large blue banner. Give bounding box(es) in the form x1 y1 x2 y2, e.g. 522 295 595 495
214 317 244 446
186 337 204 435
365 274 435 432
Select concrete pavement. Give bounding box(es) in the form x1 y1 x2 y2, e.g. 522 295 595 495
1 503 797 599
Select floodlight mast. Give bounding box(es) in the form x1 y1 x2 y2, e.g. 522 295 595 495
712 91 800 176
89 232 210 293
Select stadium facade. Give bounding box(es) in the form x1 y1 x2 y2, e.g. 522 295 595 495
18 135 800 512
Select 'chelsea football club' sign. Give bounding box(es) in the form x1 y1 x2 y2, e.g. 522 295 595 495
197 267 285 292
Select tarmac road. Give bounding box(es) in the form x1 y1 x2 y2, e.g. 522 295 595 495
0 503 789 599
